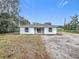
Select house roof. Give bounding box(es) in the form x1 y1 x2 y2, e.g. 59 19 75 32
20 24 57 28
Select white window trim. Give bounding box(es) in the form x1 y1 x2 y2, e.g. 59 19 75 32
25 27 29 32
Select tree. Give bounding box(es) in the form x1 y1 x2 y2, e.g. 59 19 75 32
0 13 17 33
32 22 41 25
0 0 20 33
20 20 30 25
0 19 16 33
64 18 67 30
19 17 30 25
0 0 19 15
70 15 79 32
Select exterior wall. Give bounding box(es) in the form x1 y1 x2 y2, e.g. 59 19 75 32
20 27 34 34
44 28 57 34
20 27 25 34
34 28 37 34
20 27 57 34
28 28 34 34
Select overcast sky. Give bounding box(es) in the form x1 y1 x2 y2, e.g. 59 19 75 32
19 0 79 25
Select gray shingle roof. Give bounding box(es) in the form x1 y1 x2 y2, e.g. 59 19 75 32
20 24 57 28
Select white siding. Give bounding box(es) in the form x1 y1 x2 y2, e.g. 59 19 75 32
52 28 57 34
20 27 34 34
44 28 57 34
44 28 48 34
29 28 34 34
20 27 57 34
20 27 25 34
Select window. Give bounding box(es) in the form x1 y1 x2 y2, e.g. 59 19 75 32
49 28 52 32
25 28 29 32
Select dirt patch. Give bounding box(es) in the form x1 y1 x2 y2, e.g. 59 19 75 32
42 34 79 59
0 35 49 59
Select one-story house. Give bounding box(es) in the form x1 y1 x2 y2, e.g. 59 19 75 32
19 24 57 34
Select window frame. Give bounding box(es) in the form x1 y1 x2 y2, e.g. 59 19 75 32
25 27 29 32
49 28 52 32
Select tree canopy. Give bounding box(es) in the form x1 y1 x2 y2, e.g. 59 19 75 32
0 13 30 33
19 17 30 25
64 15 79 32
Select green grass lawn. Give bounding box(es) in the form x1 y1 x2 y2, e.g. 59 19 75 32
57 28 64 32
0 35 49 59
57 28 79 34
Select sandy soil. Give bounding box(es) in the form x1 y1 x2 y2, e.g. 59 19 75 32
42 33 79 59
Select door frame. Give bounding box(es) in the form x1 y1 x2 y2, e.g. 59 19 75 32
34 27 44 34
